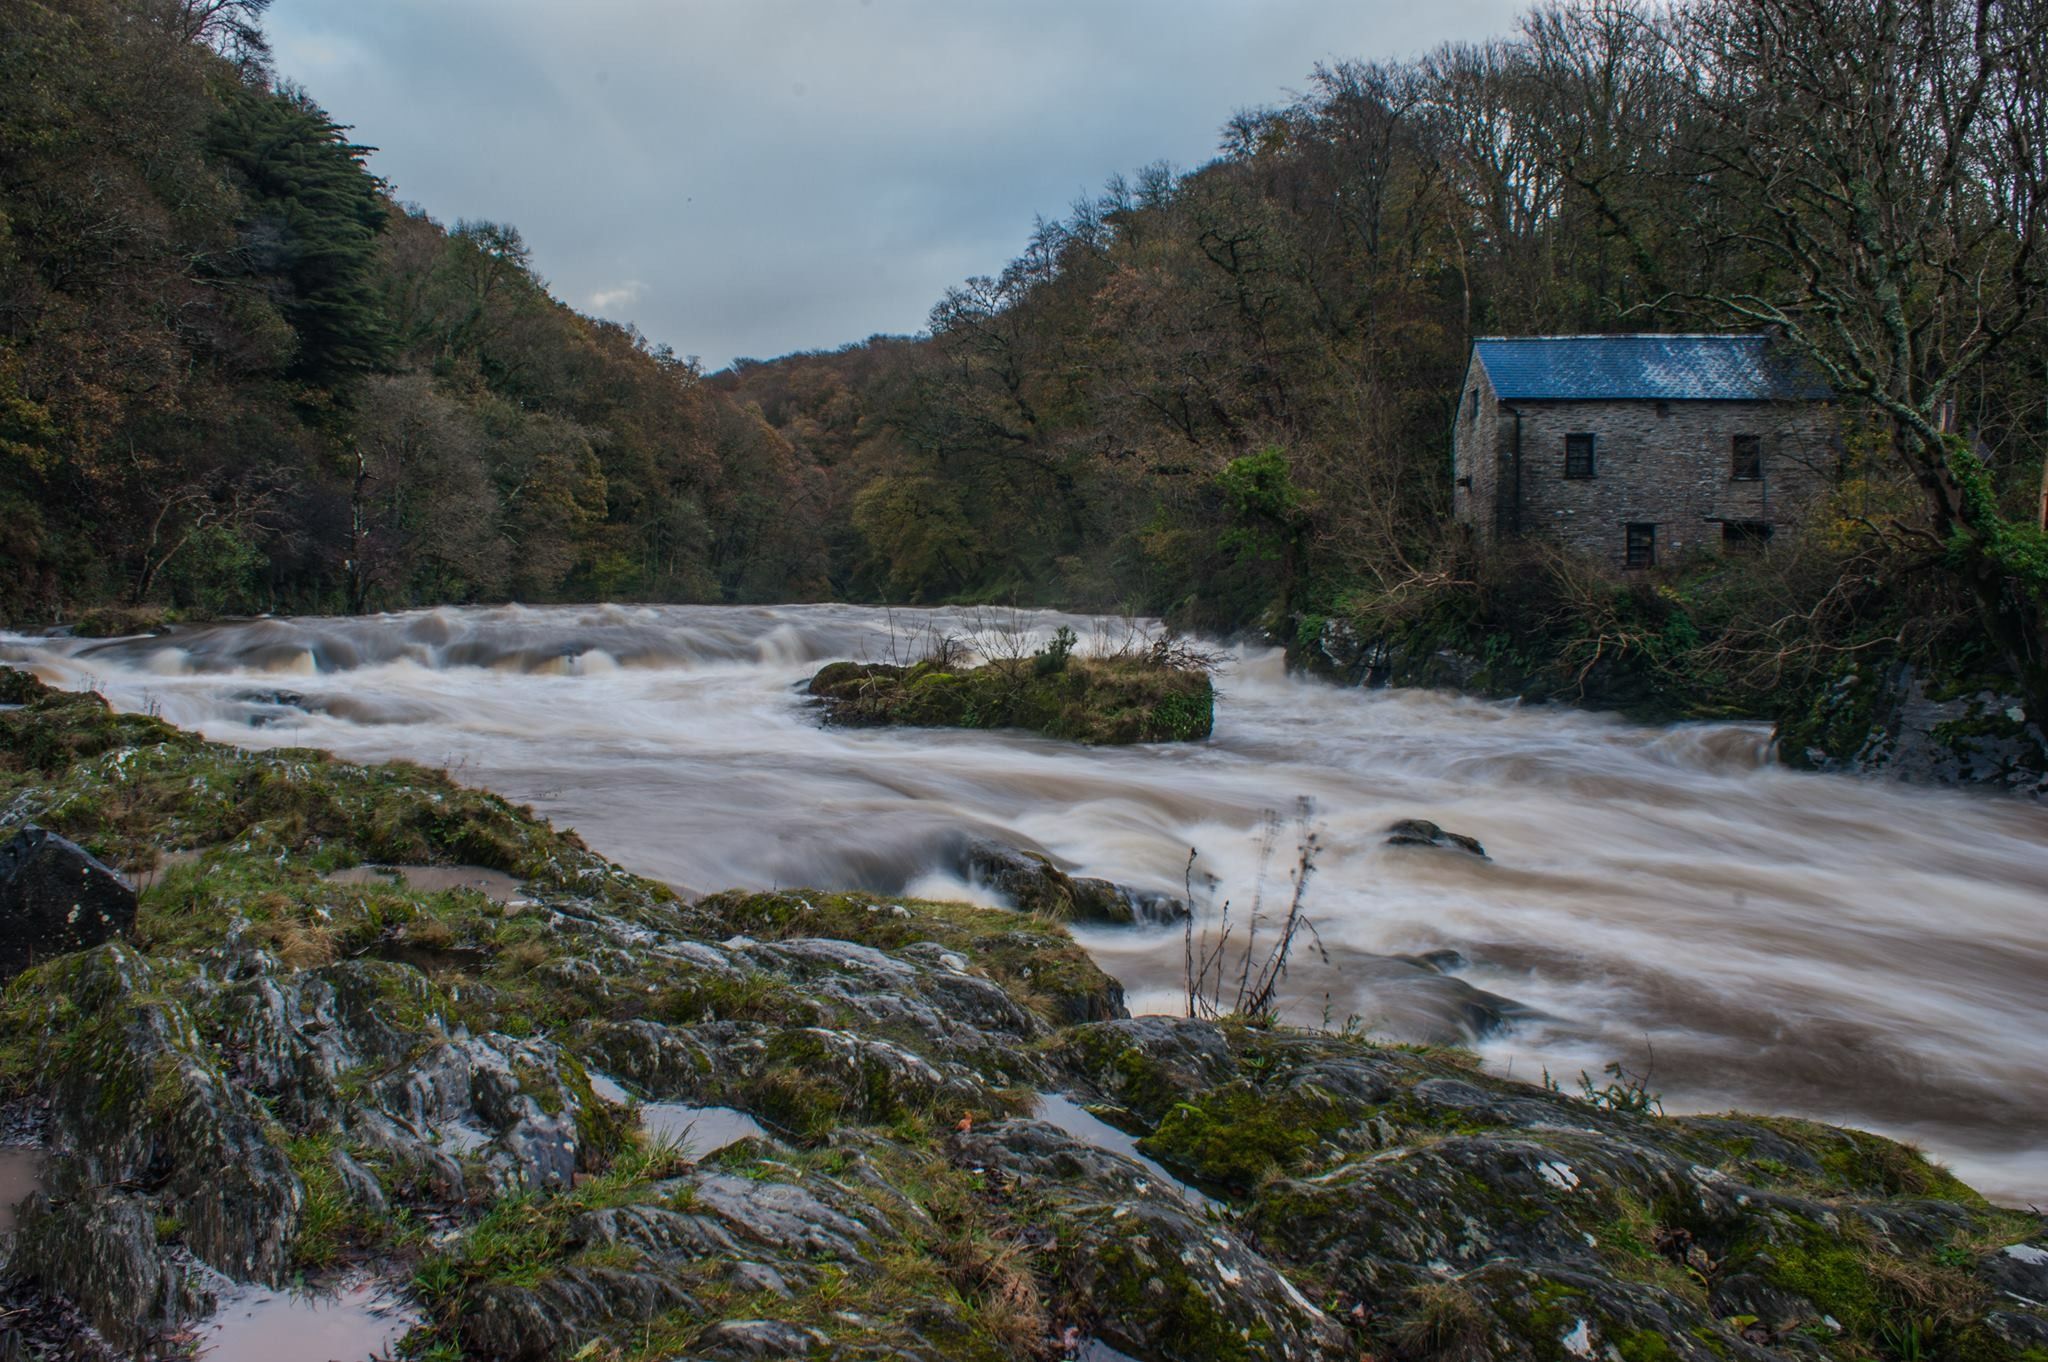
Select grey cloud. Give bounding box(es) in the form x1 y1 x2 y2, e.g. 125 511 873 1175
268 0 1527 368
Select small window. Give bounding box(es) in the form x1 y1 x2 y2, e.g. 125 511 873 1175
1722 521 1773 550
1625 523 1656 569
1656 401 1671 419
1731 434 1762 480
1565 432 1596 479
1467 389 1478 423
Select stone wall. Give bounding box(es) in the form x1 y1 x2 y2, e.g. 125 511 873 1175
1453 381 1838 566
1450 357 1505 538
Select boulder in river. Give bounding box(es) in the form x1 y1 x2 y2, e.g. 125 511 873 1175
1384 817 1486 858
0 825 136 981
959 838 1187 926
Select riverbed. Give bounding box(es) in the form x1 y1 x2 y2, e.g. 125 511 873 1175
6 603 2044 1204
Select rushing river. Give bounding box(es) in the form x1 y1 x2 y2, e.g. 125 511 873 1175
5 603 2045 1204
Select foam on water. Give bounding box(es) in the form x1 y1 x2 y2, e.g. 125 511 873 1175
7 603 2046 1203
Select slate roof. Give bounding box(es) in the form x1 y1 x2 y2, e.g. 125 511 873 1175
1471 334 1830 402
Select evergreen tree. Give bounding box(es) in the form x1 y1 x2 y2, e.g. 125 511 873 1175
208 80 392 382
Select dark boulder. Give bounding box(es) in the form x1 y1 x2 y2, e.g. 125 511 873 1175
958 838 1188 925
0 827 137 981
0 667 48 705
1069 876 1189 927
1384 818 1486 858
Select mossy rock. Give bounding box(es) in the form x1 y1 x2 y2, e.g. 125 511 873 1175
808 655 1214 744
1138 1078 1350 1190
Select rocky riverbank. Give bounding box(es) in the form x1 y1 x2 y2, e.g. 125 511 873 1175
1300 616 2048 801
2 669 2045 1361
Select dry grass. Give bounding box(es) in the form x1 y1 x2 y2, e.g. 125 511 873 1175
404 916 459 950
1392 1280 1491 1361
500 939 550 973
1863 1252 1985 1331
936 1227 1048 1356
264 918 339 969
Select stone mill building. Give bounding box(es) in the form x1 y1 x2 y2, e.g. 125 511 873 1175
1452 334 1836 568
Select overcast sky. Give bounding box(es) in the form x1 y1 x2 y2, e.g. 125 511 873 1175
268 1 1526 370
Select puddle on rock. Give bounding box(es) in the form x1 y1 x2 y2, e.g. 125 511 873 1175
431 1121 491 1154
1031 1092 1220 1211
584 1074 770 1160
1072 1341 1142 1362
586 1071 632 1104
324 864 528 906
196 1279 414 1362
641 1103 767 1158
0 1145 45 1235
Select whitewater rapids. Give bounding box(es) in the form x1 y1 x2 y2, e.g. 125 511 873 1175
4 602 2044 1204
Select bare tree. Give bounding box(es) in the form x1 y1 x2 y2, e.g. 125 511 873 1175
1673 0 2048 712
166 0 272 67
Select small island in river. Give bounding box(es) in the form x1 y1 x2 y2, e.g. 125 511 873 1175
808 628 1216 745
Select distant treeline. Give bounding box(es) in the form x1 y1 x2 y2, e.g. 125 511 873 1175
4 0 2046 730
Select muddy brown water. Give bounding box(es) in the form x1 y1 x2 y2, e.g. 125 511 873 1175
7 604 2046 1203
195 1278 413 1362
0 1146 43 1236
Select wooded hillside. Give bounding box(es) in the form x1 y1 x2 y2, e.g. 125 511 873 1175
1 0 825 623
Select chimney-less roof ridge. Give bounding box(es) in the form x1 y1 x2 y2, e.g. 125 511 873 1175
1471 332 1768 341
1471 334 1829 402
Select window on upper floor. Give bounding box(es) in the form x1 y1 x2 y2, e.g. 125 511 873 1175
1565 432 1596 479
1731 434 1763 480
1467 389 1479 423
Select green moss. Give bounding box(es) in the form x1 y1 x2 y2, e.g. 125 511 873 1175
1137 1079 1346 1191
1047 1025 1194 1123
560 1056 634 1173
1520 1277 1592 1341
1742 1116 1985 1204
1614 1328 1678 1362
1727 1214 1894 1343
0 687 617 893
